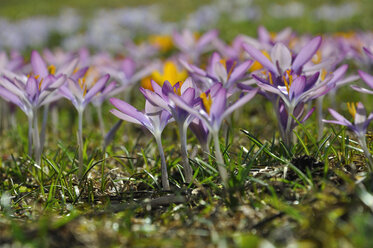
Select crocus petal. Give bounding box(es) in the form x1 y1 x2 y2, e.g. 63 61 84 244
210 87 227 122
358 70 373 89
351 85 373 95
110 109 141 125
355 102 367 127
301 107 315 123
328 108 352 126
328 64 348 85
222 88 258 120
258 26 271 44
25 77 38 99
56 57 79 76
181 88 195 104
84 74 110 105
292 36 322 73
169 94 210 128
196 29 218 51
227 60 252 87
0 77 25 99
363 47 373 61
122 58 136 79
270 43 292 74
31 51 48 78
0 86 23 108
110 98 151 127
304 72 320 91
289 76 306 100
71 67 88 81
207 52 221 76
364 112 373 131
151 80 163 95
243 43 277 74
180 77 194 94
140 88 170 112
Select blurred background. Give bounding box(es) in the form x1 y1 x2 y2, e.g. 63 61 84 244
0 0 371 51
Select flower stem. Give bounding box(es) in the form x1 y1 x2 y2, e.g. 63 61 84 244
179 122 193 184
155 135 170 190
77 109 84 178
274 98 286 142
97 104 105 138
39 104 49 162
32 109 41 165
27 114 33 158
284 106 294 148
358 135 373 172
212 131 228 187
317 97 324 140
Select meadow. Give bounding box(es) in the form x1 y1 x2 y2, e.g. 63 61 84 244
1 0 373 247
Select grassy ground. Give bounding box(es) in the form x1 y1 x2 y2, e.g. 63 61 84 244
1 0 373 247
1 87 373 247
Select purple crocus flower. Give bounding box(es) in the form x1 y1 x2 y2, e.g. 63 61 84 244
110 98 172 190
180 52 252 90
59 72 110 177
244 37 351 146
173 29 218 63
323 102 373 171
169 83 258 186
0 51 71 162
59 73 110 113
140 78 196 183
353 70 373 94
243 36 322 76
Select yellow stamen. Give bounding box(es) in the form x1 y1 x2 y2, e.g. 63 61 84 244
283 75 290 93
83 85 87 97
200 92 212 115
283 69 293 93
48 65 56 75
347 102 358 120
320 69 327 81
268 73 274 85
38 78 44 90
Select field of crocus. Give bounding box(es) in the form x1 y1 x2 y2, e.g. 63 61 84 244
1 0 373 247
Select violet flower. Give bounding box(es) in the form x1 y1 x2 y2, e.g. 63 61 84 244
60 72 110 177
173 29 218 63
110 98 172 190
140 78 195 184
0 51 70 163
169 83 258 186
244 37 351 146
323 103 373 172
180 52 252 90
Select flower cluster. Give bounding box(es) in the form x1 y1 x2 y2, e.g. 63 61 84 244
1 26 373 189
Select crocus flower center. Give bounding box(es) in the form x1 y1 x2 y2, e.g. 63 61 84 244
320 69 327 81
347 102 358 120
78 78 88 97
220 59 237 81
282 69 293 93
173 81 183 96
200 92 212 115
